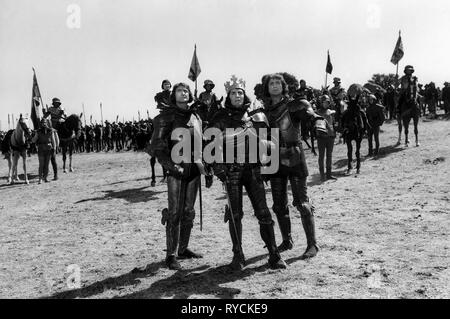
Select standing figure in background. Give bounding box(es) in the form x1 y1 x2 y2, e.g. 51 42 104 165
366 94 385 156
32 118 56 184
397 65 420 147
315 95 337 181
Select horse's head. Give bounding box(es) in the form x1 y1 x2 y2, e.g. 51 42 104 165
64 114 82 134
17 114 32 140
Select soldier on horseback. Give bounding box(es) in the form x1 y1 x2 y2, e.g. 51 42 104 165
329 77 347 144
45 98 67 131
44 98 65 180
397 65 420 147
197 79 223 128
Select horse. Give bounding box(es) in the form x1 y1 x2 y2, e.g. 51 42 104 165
1 114 32 184
341 97 369 175
56 114 82 173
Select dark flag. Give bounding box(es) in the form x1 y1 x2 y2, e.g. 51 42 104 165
188 45 201 82
90 115 93 124
8 114 10 129
391 32 404 65
31 68 42 129
326 50 333 74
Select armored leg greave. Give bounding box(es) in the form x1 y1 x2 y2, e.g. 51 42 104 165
259 221 287 269
166 176 185 257
289 176 319 258
296 200 319 259
178 176 199 255
270 176 293 251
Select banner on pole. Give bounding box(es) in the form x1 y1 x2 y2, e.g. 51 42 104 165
326 50 333 74
391 32 404 65
31 68 43 129
188 45 201 82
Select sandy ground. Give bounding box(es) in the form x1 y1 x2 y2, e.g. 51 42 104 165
0 115 449 299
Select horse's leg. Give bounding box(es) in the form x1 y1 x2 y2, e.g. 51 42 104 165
356 139 361 174
69 144 74 172
413 115 420 147
63 146 67 173
346 139 353 174
403 116 411 147
150 157 156 186
12 152 20 182
7 154 12 184
22 152 29 184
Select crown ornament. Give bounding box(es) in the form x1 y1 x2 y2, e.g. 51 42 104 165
224 75 246 93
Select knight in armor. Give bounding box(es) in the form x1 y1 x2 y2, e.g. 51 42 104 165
341 84 370 174
262 73 322 259
154 79 172 109
149 82 210 270
45 98 67 130
44 97 65 180
295 79 314 102
197 80 223 128
329 77 347 143
207 77 287 270
397 65 420 146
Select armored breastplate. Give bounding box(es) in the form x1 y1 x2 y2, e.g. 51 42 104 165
266 102 304 168
272 107 301 146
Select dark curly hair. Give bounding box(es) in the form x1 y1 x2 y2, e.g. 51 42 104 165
170 82 194 104
262 73 290 100
224 89 252 109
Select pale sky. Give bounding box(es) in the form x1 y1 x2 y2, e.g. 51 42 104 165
1 0 449 129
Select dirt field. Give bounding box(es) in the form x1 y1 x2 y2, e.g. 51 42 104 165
0 116 449 299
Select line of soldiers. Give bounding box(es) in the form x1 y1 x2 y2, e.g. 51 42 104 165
149 75 322 271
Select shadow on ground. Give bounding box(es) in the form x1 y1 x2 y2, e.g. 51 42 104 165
75 186 165 204
333 143 405 169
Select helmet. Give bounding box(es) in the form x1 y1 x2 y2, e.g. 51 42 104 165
203 79 215 89
404 65 415 73
52 97 61 106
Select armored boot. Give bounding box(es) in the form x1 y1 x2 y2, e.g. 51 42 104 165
298 202 319 259
275 213 293 252
178 224 202 259
229 218 245 270
260 222 287 269
165 223 181 270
